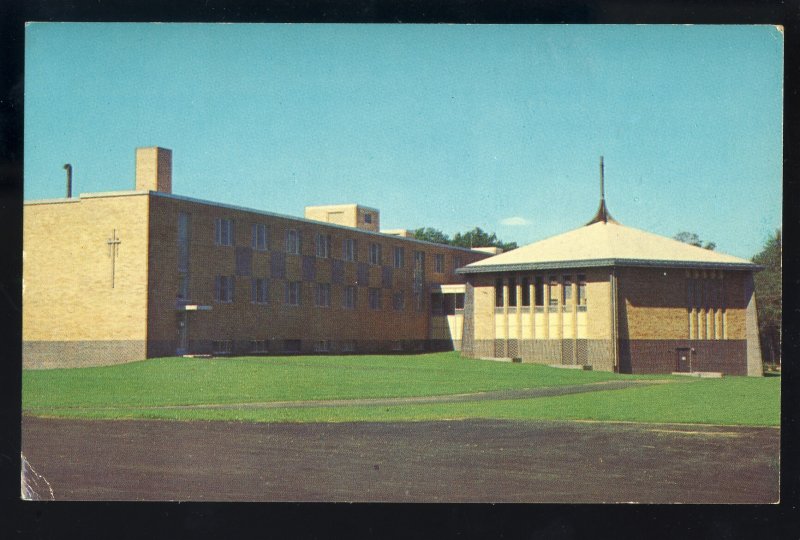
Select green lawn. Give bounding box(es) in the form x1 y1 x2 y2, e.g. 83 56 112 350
23 352 780 426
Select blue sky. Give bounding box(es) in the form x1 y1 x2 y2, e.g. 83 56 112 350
25 24 782 259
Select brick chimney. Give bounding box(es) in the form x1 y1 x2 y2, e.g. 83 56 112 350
135 147 172 193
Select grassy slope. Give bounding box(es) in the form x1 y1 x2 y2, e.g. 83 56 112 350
23 353 780 426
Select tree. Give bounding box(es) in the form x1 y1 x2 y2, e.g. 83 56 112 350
412 228 451 245
412 226 518 251
674 231 716 250
752 229 781 367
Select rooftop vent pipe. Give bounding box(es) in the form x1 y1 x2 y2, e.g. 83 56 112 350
63 163 72 198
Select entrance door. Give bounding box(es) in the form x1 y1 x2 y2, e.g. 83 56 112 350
177 312 188 355
676 348 691 372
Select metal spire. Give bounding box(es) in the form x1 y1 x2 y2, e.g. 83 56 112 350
586 155 619 225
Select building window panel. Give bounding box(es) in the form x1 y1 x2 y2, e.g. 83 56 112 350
343 285 357 309
394 246 405 268
508 277 517 307
343 238 356 262
315 283 331 307
369 243 382 265
453 256 463 273
368 288 381 310
215 218 234 247
577 275 587 307
534 276 544 306
549 276 559 307
495 278 504 308
521 277 530 307
178 212 191 272
251 223 268 251
392 290 405 311
563 276 573 306
214 275 234 303
315 233 331 258
251 278 268 304
286 229 301 255
285 281 301 306
434 254 444 273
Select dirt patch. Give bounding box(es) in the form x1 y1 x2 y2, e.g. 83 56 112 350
21 416 778 503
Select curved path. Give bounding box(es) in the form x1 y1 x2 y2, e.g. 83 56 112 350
30 379 676 412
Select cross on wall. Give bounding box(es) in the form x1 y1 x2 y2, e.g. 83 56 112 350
107 229 121 288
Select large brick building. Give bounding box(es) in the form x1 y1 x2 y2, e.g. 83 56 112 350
457 163 763 376
22 147 488 368
23 149 764 376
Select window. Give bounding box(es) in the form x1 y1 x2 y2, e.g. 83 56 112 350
285 281 301 306
453 256 463 273
364 213 373 224
577 275 587 307
393 290 405 311
313 340 330 352
431 293 444 315
434 254 444 273
393 246 405 268
534 277 544 306
563 276 573 306
508 277 517 307
521 277 530 307
250 340 268 353
315 233 331 258
413 251 425 272
212 340 233 354
283 340 301 353
549 276 559 307
315 283 331 307
495 278 504 308
214 275 234 303
177 274 189 300
214 218 234 246
178 212 190 272
286 229 301 255
251 223 268 251
368 288 381 310
343 238 356 262
369 243 382 265
343 286 357 309
251 278 268 304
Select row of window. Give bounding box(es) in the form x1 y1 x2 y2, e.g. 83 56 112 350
211 217 454 271
210 276 424 311
212 339 429 355
495 275 587 308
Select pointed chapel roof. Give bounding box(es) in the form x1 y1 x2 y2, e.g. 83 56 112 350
458 220 759 274
458 158 758 274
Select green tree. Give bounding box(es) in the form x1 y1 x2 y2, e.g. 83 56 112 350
752 229 781 367
674 231 716 250
412 226 517 251
412 227 451 245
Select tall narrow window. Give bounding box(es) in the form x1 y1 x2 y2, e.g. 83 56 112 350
393 290 405 311
214 275 234 303
177 274 189 300
343 238 356 262
577 274 587 306
434 254 444 273
315 283 331 307
251 278 268 304
178 212 191 272
286 229 301 255
251 223 268 251
394 246 405 268
508 277 517 307
563 276 573 306
521 277 530 307
315 233 331 258
369 243 382 265
343 285 356 309
534 277 544 306
453 256 463 273
368 288 381 310
549 276 559 307
214 218 234 246
495 278 504 308
285 281 301 306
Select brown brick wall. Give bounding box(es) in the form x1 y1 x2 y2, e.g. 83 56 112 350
618 339 747 375
146 194 487 356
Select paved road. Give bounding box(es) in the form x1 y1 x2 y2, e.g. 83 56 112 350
21 416 779 503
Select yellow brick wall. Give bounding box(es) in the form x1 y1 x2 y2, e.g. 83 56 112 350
23 194 150 343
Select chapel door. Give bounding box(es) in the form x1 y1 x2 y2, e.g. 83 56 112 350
177 312 188 355
676 348 691 372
